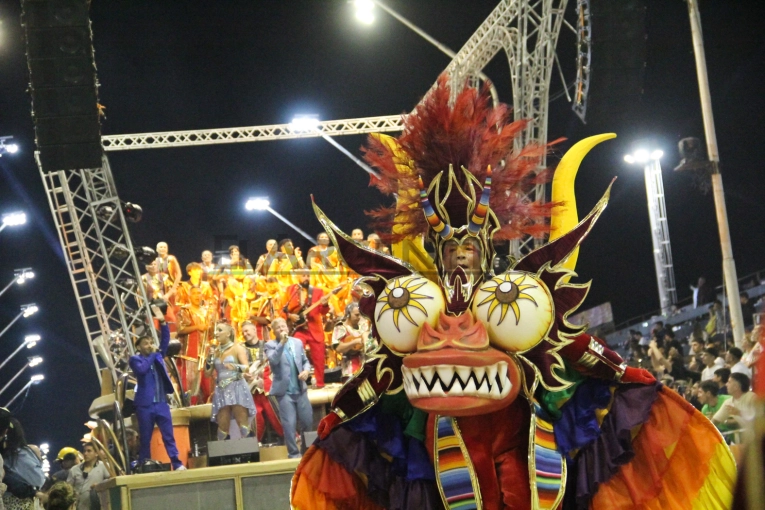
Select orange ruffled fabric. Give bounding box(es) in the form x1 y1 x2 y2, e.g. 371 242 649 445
591 386 736 509
291 445 384 510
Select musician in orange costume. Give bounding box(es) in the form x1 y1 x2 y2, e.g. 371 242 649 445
177 286 213 404
176 262 215 307
282 269 330 388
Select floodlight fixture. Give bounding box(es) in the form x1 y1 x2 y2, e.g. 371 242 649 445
28 356 43 367
289 115 320 133
1 211 26 227
245 197 271 211
25 335 41 348
14 268 34 284
624 149 663 165
21 304 38 317
354 0 376 24
31 374 44 383
0 136 19 156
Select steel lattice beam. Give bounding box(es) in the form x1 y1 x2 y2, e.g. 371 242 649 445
39 155 158 384
102 115 405 150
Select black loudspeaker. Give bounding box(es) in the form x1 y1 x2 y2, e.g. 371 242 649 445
22 0 103 171
585 0 648 126
208 437 260 466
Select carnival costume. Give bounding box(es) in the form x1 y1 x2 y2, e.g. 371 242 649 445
210 355 257 425
290 77 736 510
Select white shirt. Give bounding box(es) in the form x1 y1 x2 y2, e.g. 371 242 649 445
701 359 725 381
67 461 110 510
730 360 752 377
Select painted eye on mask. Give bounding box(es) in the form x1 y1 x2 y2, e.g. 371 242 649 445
374 275 445 353
471 271 553 352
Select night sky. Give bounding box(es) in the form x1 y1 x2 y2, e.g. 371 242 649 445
1 0 763 457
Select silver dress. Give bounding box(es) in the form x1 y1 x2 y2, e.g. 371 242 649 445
210 355 257 422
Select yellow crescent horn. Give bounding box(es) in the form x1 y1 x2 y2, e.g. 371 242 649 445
549 133 616 272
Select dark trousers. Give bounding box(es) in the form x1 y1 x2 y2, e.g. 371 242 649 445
136 401 182 469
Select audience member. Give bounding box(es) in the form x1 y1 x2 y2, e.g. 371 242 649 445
67 443 110 510
726 347 752 377
697 381 731 431
1 418 46 509
691 276 714 308
47 482 76 510
700 347 725 381
740 292 755 330
712 373 756 435
713 367 730 395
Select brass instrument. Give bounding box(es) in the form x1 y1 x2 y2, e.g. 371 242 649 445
197 301 219 372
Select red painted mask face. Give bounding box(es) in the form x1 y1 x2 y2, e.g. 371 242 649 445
401 310 521 416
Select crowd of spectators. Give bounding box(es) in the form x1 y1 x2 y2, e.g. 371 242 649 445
624 299 762 442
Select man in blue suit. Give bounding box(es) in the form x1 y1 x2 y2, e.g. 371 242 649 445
129 305 185 470
265 318 313 458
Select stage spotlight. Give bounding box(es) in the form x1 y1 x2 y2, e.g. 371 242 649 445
123 202 143 223
134 246 157 265
96 205 116 221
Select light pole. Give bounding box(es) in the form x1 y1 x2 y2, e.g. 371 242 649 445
352 0 499 106
0 304 39 340
684 0 744 347
245 197 315 244
0 211 27 234
289 115 380 178
624 149 677 316
0 268 35 300
0 335 41 373
0 356 43 399
4 374 44 409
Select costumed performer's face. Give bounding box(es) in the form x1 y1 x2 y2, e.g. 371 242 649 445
351 229 364 241
137 337 154 356
266 239 277 252
230 248 240 262
215 324 231 343
441 237 483 280
348 307 361 327
156 242 168 257
201 251 213 263
189 287 202 307
298 272 310 287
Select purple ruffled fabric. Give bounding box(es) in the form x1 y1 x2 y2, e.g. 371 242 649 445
569 382 661 510
316 409 440 510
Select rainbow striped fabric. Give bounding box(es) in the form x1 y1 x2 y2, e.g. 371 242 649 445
530 402 566 509
435 415 482 510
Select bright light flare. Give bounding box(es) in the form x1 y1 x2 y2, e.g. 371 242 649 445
2 212 27 227
31 374 44 383
22 304 39 317
651 149 664 160
25 334 41 348
625 148 664 165
289 115 320 133
245 197 270 211
29 356 43 367
15 269 34 284
354 0 376 24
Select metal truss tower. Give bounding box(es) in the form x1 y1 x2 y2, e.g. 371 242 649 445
39 156 157 385
39 1 580 383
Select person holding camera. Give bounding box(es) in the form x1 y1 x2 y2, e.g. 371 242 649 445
129 305 185 471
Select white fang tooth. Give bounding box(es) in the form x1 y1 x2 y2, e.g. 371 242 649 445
473 365 486 386
455 366 472 386
436 366 454 388
500 379 512 398
430 381 446 397
487 364 498 388
449 382 463 396
463 377 477 396
420 366 435 388
419 378 431 397
490 378 502 398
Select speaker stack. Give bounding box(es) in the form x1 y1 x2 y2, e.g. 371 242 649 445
22 0 103 171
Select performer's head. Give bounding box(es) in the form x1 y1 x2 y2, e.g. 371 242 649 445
156 241 168 257
188 286 203 307
265 239 277 253
271 318 289 338
279 238 294 255
145 260 158 275
241 321 257 344
316 232 330 247
134 335 155 356
228 245 241 263
344 303 361 327
295 268 310 288
201 250 213 264
440 237 484 281
214 321 235 344
186 262 203 280
82 442 97 463
351 228 364 241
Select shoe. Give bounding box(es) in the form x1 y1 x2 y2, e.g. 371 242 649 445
174 465 187 471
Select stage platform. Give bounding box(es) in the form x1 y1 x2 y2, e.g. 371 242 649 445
96 458 299 510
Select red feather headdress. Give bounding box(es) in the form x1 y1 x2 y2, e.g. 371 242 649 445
363 75 554 244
